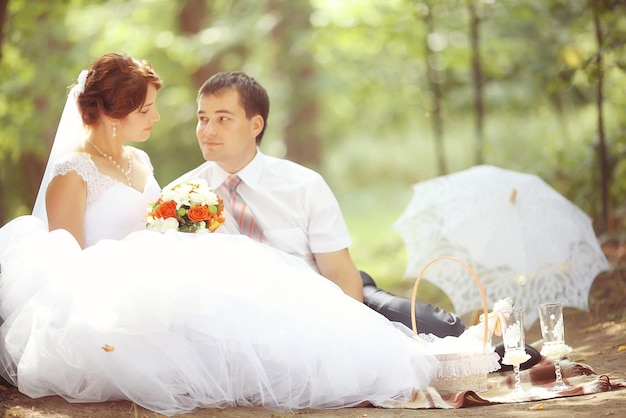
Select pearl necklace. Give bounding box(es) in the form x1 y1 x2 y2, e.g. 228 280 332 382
87 139 133 186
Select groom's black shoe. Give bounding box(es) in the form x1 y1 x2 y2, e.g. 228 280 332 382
494 343 542 372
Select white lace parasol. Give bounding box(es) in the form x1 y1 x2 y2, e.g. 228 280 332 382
393 165 611 328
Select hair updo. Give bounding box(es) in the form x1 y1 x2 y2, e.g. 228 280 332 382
76 52 163 126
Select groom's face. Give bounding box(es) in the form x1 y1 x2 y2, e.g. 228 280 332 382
196 88 264 173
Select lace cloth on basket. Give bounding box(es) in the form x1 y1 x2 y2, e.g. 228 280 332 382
418 298 514 379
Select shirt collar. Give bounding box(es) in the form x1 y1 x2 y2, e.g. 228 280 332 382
213 148 264 190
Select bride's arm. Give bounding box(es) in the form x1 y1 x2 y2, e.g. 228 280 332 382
45 172 87 248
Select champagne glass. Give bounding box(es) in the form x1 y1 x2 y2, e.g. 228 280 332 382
498 308 530 396
537 302 572 391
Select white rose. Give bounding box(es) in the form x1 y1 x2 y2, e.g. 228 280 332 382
147 217 180 232
189 189 219 206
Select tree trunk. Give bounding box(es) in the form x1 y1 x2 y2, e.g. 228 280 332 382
422 6 447 175
0 0 8 63
269 0 320 168
0 178 5 225
21 153 45 207
0 0 9 223
467 0 485 165
591 3 611 233
178 0 250 91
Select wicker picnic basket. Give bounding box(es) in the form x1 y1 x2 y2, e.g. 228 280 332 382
410 256 499 394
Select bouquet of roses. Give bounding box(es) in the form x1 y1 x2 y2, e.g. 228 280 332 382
146 179 225 233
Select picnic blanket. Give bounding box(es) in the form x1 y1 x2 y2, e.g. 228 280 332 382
379 358 624 409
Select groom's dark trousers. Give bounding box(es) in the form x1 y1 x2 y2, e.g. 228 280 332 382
359 271 465 338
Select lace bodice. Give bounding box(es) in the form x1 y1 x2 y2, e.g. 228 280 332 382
52 148 162 247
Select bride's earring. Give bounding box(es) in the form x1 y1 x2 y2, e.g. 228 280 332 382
112 122 117 138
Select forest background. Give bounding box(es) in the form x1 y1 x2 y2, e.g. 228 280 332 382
1 0 625 304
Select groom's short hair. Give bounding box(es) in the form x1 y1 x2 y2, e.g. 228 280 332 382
198 72 270 144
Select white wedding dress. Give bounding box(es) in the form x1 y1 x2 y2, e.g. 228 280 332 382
0 150 438 416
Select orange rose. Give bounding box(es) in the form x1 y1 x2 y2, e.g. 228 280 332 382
154 200 177 219
187 205 211 222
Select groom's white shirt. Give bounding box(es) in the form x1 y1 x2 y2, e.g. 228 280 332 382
169 150 352 273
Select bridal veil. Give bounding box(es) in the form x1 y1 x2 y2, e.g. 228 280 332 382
31 70 88 226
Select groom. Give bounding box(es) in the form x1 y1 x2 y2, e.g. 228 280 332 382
171 70 467 339
173 70 539 367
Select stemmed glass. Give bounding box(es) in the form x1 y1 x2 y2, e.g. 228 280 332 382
537 302 572 391
498 308 530 396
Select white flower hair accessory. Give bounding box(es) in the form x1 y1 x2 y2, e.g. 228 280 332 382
76 70 89 95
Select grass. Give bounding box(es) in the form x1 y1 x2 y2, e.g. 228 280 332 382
337 183 455 312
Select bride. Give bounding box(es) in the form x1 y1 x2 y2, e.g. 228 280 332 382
0 53 439 416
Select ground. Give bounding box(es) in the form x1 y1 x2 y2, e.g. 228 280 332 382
1 242 624 418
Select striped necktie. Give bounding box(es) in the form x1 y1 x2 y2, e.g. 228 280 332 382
223 175 264 242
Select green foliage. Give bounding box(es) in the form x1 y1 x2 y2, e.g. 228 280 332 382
1 0 625 259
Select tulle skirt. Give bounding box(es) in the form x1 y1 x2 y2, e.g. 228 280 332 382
0 217 439 416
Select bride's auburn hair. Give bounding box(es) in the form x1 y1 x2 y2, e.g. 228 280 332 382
76 52 163 126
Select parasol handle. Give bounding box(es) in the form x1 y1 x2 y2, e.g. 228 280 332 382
410 256 490 350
